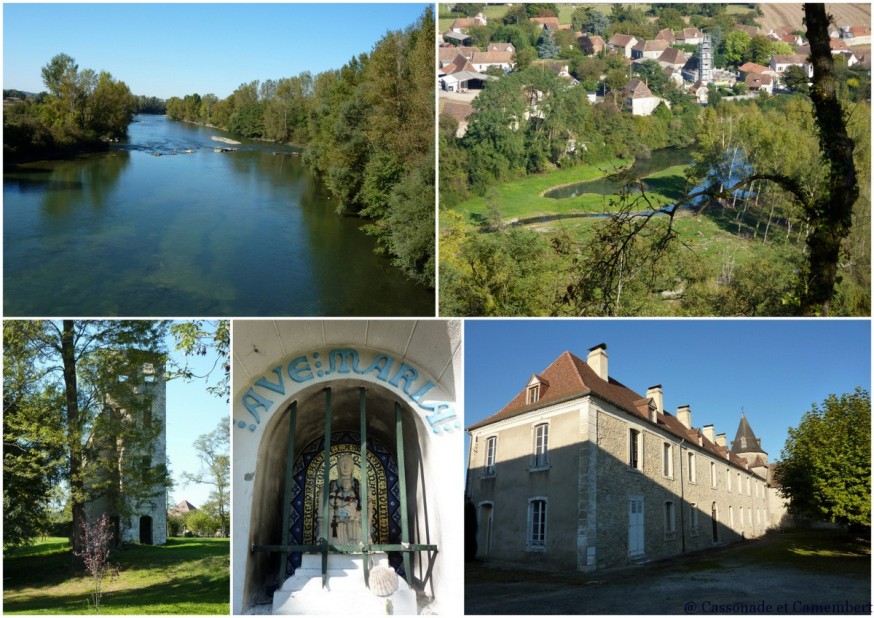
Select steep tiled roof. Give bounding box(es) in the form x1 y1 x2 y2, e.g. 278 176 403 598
772 54 807 65
655 28 675 43
731 413 765 455
633 39 669 53
441 101 474 123
745 73 773 88
677 27 703 40
738 61 769 74
624 79 653 98
487 42 515 52
468 350 760 476
470 50 514 65
609 33 637 47
658 47 687 65
530 16 560 30
439 46 477 64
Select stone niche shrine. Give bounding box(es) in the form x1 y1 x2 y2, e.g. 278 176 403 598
232 320 463 615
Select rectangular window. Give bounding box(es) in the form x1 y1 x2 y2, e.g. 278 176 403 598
629 429 641 469
739 506 745 529
527 384 540 404
664 501 676 535
710 462 716 488
485 436 496 473
687 452 696 483
737 472 741 491
663 443 673 477
528 499 547 548
533 424 548 468
747 507 752 527
727 468 732 492
730 506 734 529
747 476 751 496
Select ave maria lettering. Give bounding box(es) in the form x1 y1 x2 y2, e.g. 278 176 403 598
238 349 459 435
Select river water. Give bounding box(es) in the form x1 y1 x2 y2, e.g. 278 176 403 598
4 115 435 316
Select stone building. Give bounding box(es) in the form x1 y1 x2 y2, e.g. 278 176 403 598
232 320 463 615
84 359 168 546
466 344 779 572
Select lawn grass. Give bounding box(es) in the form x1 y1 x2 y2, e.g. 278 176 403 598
3 537 229 614
449 158 689 227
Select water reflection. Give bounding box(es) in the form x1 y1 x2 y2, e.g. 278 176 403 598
3 115 433 316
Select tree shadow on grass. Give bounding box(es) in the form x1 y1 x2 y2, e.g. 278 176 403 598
3 539 229 614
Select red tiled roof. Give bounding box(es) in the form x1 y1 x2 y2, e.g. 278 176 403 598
530 17 560 29
738 61 768 74
632 39 669 52
609 33 637 47
441 101 474 123
658 47 687 65
468 350 763 477
655 28 675 42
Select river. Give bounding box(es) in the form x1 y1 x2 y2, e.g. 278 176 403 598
3 115 434 316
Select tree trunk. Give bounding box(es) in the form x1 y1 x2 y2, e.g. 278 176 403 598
802 3 859 314
61 320 85 552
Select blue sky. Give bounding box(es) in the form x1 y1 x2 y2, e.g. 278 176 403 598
3 3 429 99
463 319 871 466
165 331 228 508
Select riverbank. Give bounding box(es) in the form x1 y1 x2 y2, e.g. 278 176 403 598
449 157 689 230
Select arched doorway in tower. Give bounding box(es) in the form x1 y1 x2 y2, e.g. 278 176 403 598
244 379 435 605
140 515 153 545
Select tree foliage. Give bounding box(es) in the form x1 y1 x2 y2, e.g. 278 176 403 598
4 53 135 163
776 388 871 529
182 417 230 537
166 9 435 287
2 321 169 550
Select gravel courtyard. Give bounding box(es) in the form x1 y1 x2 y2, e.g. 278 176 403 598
465 529 871 614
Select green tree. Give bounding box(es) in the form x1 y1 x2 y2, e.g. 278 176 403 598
776 388 871 529
3 321 168 551
182 417 230 537
657 7 685 31
784 65 810 94
169 320 230 401
722 30 751 66
537 31 561 59
745 34 773 65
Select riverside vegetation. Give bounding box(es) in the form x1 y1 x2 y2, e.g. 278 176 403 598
439 3 870 317
165 7 435 287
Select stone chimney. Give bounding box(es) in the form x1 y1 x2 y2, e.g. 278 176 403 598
702 424 715 444
715 433 727 448
587 343 608 381
645 385 664 415
677 405 691 429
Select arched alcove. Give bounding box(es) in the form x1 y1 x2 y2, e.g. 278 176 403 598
244 378 433 606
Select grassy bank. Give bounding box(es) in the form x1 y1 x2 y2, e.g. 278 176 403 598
450 159 689 227
3 537 229 614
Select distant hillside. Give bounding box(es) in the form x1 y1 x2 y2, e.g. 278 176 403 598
758 3 871 32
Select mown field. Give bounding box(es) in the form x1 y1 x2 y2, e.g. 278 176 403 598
3 537 229 614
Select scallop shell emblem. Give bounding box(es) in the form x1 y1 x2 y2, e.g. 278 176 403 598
369 565 399 597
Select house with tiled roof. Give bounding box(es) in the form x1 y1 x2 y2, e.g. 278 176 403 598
438 46 477 68
441 101 475 138
654 28 675 44
466 344 779 571
675 27 703 45
631 38 670 60
744 72 773 94
608 33 638 58
449 12 487 33
529 16 560 31
487 42 516 54
622 79 667 116
840 25 871 44
469 50 514 73
770 54 813 80
656 47 687 70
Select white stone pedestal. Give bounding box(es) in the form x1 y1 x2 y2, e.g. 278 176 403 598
272 553 418 615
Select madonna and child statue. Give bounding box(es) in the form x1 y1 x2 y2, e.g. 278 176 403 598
322 453 375 546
